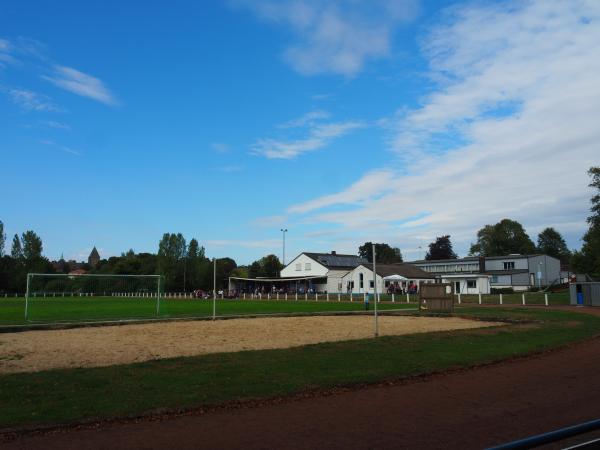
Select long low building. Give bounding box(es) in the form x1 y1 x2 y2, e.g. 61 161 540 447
341 263 436 295
409 254 561 292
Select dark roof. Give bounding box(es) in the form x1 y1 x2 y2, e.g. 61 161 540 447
89 247 100 259
304 252 368 270
362 263 436 279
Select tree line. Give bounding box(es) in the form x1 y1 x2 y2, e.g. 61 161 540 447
1 166 598 292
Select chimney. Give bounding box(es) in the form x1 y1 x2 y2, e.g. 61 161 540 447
331 251 337 255
478 257 486 272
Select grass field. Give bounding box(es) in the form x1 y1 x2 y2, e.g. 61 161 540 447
1 306 598 430
0 297 415 326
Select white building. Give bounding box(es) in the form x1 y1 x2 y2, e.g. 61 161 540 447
280 252 368 293
410 254 561 292
341 264 436 295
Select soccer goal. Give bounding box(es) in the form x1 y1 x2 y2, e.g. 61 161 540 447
25 273 162 322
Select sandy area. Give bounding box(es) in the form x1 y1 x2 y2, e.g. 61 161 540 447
0 315 500 374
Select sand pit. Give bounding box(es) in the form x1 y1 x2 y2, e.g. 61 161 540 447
0 315 501 374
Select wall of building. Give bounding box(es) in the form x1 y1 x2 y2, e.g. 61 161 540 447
326 269 350 293
280 254 328 278
528 255 561 286
442 276 490 294
485 257 529 271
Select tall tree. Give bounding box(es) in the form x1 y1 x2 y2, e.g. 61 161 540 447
358 242 403 264
0 220 5 257
21 231 43 260
537 228 571 263
157 233 187 290
11 234 23 259
248 254 283 278
572 167 600 278
425 235 458 260
469 219 536 256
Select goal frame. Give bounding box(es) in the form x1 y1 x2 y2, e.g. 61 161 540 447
25 273 162 321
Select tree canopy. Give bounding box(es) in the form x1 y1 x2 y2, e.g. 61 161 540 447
358 242 403 263
536 228 571 263
425 235 457 260
469 219 536 256
572 167 600 278
248 254 283 278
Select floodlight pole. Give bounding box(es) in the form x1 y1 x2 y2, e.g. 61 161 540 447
213 257 217 320
280 228 288 266
373 243 378 338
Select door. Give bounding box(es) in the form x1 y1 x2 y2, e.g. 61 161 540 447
455 281 460 294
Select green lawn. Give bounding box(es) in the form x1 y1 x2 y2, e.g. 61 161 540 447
0 297 414 326
0 307 598 430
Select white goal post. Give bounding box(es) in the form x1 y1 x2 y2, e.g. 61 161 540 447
25 273 162 321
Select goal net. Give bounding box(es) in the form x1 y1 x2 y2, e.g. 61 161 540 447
25 273 162 322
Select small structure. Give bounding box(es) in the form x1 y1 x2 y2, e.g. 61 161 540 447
342 263 436 295
570 282 600 306
419 283 454 313
88 247 100 268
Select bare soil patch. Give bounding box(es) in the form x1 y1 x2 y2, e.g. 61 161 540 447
0 315 499 374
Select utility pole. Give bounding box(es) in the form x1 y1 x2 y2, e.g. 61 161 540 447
373 243 378 338
280 229 288 265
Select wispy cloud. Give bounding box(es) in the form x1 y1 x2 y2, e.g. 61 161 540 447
278 110 330 128
42 65 118 106
39 120 71 130
253 114 364 159
251 215 288 228
211 142 230 153
233 0 420 77
283 0 600 257
39 139 81 156
7 88 60 112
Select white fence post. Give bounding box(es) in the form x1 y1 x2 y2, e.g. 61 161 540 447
522 293 526 305
305 293 308 301
458 293 461 304
406 292 410 303
276 292 279 301
478 293 482 305
499 293 503 305
392 293 395 303
326 293 329 302
295 292 298 301
545 293 549 306
338 293 341 302
315 293 318 301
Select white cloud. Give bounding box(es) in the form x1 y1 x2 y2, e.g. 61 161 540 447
278 109 330 128
284 0 600 256
39 120 71 130
39 139 81 156
7 88 59 112
206 239 281 249
251 215 288 228
253 119 364 159
42 65 118 106
211 142 230 153
233 0 420 76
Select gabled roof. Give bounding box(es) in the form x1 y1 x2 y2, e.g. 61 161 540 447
360 263 436 279
303 252 368 270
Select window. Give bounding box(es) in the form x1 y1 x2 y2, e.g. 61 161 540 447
491 276 498 283
467 280 477 289
305 263 311 270
503 261 515 270
359 273 364 289
369 280 374 288
295 263 301 271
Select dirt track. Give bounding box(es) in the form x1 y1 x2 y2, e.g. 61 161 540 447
0 315 497 374
4 308 600 449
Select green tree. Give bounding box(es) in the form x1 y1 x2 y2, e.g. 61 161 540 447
469 219 536 256
0 220 5 257
358 242 403 263
11 234 23 259
248 254 283 278
425 235 458 260
572 167 600 278
537 228 571 263
21 230 43 260
215 257 238 289
157 233 187 290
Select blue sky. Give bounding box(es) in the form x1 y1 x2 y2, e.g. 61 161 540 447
1 0 599 264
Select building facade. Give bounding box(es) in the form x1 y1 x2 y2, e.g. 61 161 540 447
410 254 561 292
